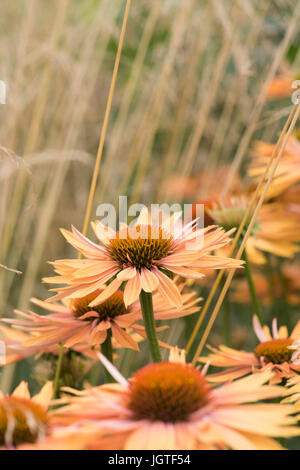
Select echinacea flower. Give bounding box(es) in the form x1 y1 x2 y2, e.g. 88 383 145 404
248 136 300 199
267 73 295 99
0 381 93 450
282 373 300 410
280 183 300 216
3 281 200 352
0 381 53 448
0 326 44 365
206 195 300 264
0 321 103 363
205 195 250 230
246 202 300 263
200 316 300 384
163 165 243 201
44 209 242 308
54 353 299 450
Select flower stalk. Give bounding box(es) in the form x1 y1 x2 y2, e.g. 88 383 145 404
53 343 65 399
139 290 162 362
276 257 291 330
222 295 230 345
242 250 263 325
101 330 115 382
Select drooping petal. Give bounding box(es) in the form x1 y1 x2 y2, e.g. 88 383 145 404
123 274 141 307
89 278 123 306
153 268 182 307
93 221 117 246
117 267 137 281
140 269 159 293
12 381 31 399
33 382 53 409
111 323 139 351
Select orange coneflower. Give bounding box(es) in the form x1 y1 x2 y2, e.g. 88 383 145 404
247 202 300 263
0 326 45 365
162 175 200 200
200 316 300 384
267 73 295 100
280 183 300 214
282 373 300 410
206 195 300 264
248 135 300 200
54 353 299 450
0 381 52 449
0 324 142 390
0 324 105 366
45 208 242 308
0 381 92 450
2 282 200 352
163 165 244 201
205 195 250 230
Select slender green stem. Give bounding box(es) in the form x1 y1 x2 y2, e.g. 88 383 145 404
53 343 64 399
101 330 115 382
139 290 162 362
275 257 290 330
218 275 230 345
120 348 135 378
242 251 263 325
222 295 230 345
264 253 277 314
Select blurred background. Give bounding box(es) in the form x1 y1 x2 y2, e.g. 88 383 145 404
0 0 299 390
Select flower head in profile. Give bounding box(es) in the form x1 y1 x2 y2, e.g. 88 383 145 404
248 136 300 199
54 352 299 450
200 316 300 384
0 326 47 365
205 195 250 231
0 323 106 370
3 281 200 352
206 195 300 264
246 202 300 263
45 208 242 308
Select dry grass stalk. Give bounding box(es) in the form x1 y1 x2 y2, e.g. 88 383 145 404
186 102 299 354
191 103 300 365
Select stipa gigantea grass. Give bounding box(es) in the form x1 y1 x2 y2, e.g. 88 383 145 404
0 0 299 412
191 102 300 365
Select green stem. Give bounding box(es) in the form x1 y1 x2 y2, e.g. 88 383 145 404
242 250 263 325
139 290 162 362
120 348 135 378
101 330 115 382
275 257 290 330
53 343 64 399
264 253 277 315
222 295 230 345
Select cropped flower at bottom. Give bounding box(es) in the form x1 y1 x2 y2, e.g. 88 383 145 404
0 381 92 450
55 360 298 450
